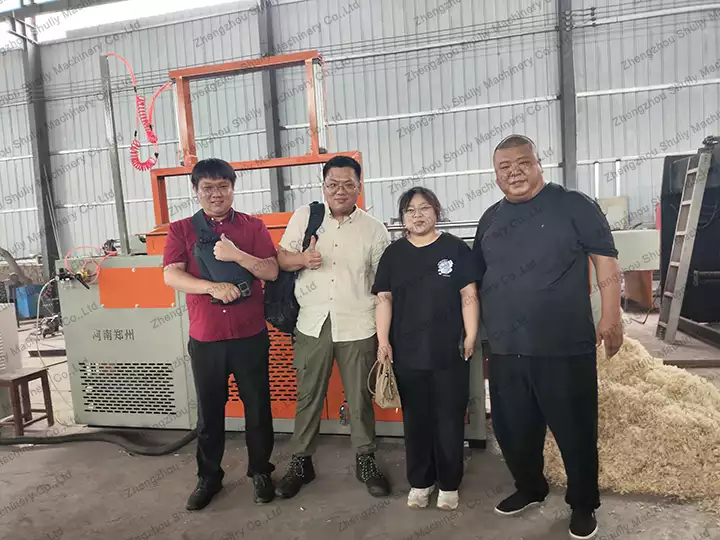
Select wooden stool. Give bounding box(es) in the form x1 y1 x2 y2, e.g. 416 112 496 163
0 367 55 436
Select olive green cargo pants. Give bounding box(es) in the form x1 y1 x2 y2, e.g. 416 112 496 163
291 317 378 456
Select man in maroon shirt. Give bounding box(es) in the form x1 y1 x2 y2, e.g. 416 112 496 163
163 158 279 511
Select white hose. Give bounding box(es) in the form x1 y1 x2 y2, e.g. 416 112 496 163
34 278 74 427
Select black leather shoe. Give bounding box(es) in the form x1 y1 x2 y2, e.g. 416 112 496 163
186 478 223 511
356 453 390 497
275 455 316 499
253 473 276 504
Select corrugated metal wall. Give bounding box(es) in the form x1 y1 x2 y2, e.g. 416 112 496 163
0 0 718 257
40 3 268 255
0 50 38 257
573 0 720 226
272 0 561 229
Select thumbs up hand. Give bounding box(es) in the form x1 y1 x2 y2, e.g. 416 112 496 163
303 236 323 270
214 233 244 262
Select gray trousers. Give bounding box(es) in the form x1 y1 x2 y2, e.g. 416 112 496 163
291 317 378 456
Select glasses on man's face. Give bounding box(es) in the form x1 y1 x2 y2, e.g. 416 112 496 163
323 180 358 193
198 185 233 197
403 205 435 217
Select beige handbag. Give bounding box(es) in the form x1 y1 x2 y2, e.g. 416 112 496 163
367 359 402 409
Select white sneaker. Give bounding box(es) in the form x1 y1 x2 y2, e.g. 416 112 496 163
437 490 459 510
407 486 435 508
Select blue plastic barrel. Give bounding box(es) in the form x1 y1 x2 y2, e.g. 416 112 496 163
15 285 43 319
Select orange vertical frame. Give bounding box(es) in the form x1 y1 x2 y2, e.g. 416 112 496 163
175 76 198 168
305 59 320 154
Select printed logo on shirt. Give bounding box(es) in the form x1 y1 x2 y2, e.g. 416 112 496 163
437 259 454 277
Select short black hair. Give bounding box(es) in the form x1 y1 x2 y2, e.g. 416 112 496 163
322 155 361 182
398 186 445 223
191 158 236 188
493 134 540 161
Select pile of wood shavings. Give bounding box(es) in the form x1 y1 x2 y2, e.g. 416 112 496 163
543 336 720 511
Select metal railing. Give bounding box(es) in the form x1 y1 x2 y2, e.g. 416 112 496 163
385 220 479 241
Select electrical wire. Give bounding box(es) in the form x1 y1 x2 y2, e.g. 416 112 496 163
573 0 712 24
24 14 556 99
1 0 713 106
11 13 560 103
0 429 198 456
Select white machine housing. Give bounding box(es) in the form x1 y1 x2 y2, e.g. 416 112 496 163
0 304 22 420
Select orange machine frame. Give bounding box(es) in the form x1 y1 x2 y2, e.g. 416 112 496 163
135 51 398 424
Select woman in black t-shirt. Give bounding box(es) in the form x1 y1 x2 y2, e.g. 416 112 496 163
372 187 479 511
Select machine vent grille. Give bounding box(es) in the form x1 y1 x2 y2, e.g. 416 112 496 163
79 362 175 414
229 326 296 403
0 331 6 373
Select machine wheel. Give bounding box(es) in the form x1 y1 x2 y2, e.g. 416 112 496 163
467 439 486 450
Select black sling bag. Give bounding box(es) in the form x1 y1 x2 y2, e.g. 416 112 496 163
191 210 254 305
264 201 325 334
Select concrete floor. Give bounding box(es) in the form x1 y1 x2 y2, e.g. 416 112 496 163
1 317 720 540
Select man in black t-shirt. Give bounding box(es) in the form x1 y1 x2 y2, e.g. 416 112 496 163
472 135 623 540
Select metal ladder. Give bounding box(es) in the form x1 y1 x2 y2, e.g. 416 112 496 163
656 136 718 343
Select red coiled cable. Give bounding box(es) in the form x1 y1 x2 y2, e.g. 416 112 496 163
107 53 172 171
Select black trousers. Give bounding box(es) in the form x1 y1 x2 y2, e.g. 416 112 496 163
488 352 600 511
188 328 275 482
394 362 470 491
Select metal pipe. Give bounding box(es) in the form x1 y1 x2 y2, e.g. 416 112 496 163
282 95 559 130
594 162 600 198
47 128 266 157
0 100 29 109
322 27 556 63
0 154 33 163
362 163 560 185
386 220 480 231
35 69 257 104
578 78 720 98
99 55 130 255
693 270 720 286
6 28 39 45
576 4 720 28
54 188 274 209
0 206 38 214
577 150 692 166
313 60 328 151
286 163 561 191
50 141 174 157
